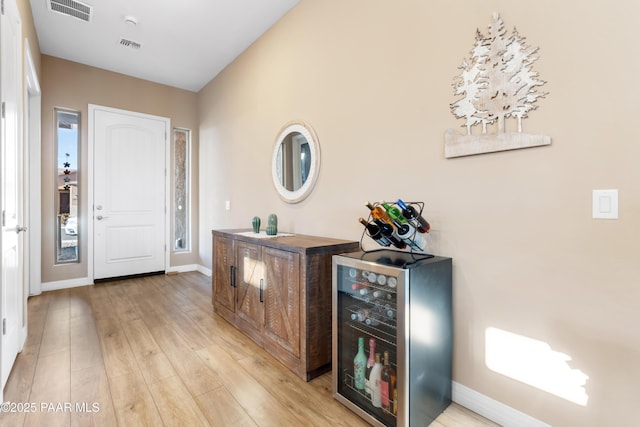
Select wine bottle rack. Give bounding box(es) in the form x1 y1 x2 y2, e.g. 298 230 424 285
342 273 398 345
342 370 398 419
346 303 397 328
360 201 430 255
348 319 396 347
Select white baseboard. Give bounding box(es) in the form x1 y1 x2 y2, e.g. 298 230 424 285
453 382 551 427
196 264 212 277
41 276 93 292
166 264 199 274
38 265 212 293
167 264 211 277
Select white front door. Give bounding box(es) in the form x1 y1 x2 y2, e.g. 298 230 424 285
1 0 25 391
91 106 168 280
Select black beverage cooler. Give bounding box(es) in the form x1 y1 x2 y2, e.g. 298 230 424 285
332 250 452 427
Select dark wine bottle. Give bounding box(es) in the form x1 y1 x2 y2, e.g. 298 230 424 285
378 222 406 249
396 199 431 233
358 218 391 247
380 350 396 412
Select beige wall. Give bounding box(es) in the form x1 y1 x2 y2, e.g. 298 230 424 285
198 0 640 425
41 55 200 283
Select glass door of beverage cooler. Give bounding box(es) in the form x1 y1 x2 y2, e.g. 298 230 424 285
333 259 406 427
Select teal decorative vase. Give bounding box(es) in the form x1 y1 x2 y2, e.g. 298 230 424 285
252 216 261 233
266 214 278 235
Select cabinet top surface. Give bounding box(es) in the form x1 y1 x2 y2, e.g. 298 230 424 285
212 229 360 253
335 249 451 269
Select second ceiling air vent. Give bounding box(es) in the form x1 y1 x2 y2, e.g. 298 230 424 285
47 0 92 22
120 38 142 50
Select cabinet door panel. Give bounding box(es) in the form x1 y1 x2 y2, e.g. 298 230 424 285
263 247 300 358
235 241 263 330
212 236 235 315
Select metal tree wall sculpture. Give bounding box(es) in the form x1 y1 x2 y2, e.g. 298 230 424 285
445 13 551 158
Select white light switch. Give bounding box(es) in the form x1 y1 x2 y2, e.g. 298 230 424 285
225 200 231 211
592 189 618 219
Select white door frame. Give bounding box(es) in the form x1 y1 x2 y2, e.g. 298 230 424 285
87 104 170 280
24 38 41 296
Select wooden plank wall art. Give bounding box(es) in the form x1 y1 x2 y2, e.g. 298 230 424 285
445 13 551 158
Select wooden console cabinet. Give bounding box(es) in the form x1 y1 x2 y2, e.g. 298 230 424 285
212 229 359 381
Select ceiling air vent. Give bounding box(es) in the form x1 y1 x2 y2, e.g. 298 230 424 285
120 38 142 50
47 0 93 22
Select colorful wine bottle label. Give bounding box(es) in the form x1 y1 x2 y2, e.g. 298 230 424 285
354 338 367 390
354 359 366 389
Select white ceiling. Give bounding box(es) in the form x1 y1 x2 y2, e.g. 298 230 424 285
30 0 300 92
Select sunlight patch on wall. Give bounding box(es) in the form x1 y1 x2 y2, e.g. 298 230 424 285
485 327 589 406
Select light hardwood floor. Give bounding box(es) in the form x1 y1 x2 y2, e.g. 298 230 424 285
1 272 498 427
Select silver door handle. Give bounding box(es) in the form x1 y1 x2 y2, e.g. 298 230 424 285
96 215 109 220
15 226 27 233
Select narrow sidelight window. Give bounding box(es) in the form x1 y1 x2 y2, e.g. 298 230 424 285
55 109 80 263
173 128 190 252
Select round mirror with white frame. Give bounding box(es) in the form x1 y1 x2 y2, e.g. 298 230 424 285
271 121 320 203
